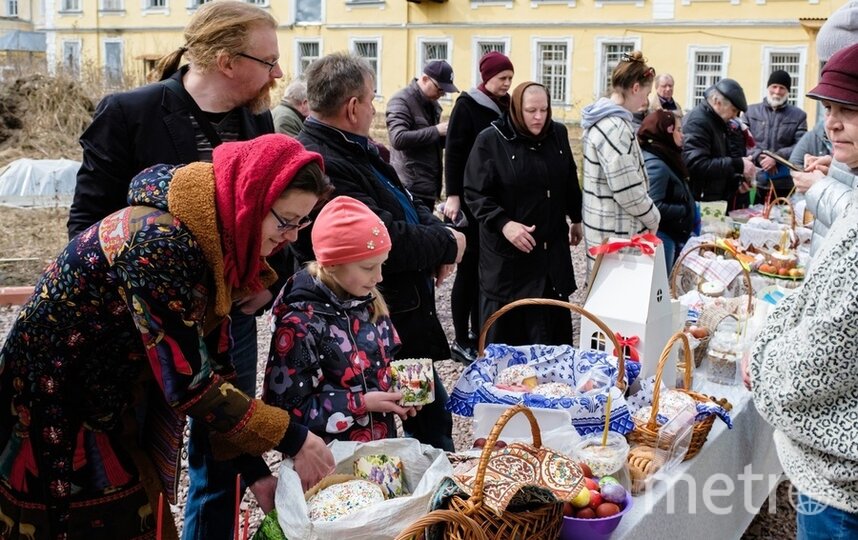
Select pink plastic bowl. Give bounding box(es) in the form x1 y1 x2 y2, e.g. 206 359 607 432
559 491 633 540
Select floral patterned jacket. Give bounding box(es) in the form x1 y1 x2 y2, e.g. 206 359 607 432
264 269 400 443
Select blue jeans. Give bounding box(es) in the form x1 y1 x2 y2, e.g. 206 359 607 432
797 493 858 540
182 309 259 540
656 231 677 275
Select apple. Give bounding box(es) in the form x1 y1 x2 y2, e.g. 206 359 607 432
473 437 487 449
570 487 591 508
584 477 599 491
578 462 593 478
588 490 603 510
562 501 575 517
575 507 596 519
595 502 620 518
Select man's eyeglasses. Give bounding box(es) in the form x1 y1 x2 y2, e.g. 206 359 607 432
270 209 312 231
237 52 278 73
428 78 445 94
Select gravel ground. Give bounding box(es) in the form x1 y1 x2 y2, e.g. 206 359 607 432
0 241 795 538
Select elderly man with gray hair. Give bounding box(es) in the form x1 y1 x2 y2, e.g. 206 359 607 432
682 78 757 204
294 52 466 452
648 73 683 119
272 79 310 136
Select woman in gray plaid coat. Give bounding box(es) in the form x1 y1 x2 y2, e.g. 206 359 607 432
581 51 660 268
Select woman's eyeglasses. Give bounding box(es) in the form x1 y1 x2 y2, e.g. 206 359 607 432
237 52 278 73
270 209 312 231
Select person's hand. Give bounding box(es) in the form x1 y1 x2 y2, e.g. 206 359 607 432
741 352 752 391
759 154 777 174
568 223 583 246
449 228 466 263
737 179 752 194
741 157 757 180
235 289 273 315
293 432 335 492
435 263 456 287
791 170 825 193
804 154 831 175
248 474 278 514
436 121 448 137
502 221 536 253
363 390 418 419
443 196 461 221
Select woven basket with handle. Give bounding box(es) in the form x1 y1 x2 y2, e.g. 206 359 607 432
443 405 566 540
395 510 488 540
627 332 731 461
477 298 626 391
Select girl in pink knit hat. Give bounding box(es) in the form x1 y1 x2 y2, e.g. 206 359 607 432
263 196 420 446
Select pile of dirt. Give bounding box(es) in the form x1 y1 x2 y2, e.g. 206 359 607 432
0 74 95 168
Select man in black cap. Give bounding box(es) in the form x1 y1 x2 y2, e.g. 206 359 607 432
682 78 758 207
386 60 459 208
744 69 808 198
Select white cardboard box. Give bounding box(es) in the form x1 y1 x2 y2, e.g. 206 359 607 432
581 237 678 387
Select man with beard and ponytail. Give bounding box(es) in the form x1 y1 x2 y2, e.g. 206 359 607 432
65 3 284 539
744 70 808 198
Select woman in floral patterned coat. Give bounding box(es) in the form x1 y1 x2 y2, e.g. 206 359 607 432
264 196 419 444
0 135 334 540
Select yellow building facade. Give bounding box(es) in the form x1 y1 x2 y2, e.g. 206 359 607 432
38 0 848 123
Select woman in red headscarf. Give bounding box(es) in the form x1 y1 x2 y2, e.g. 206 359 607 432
638 109 695 272
464 81 583 346
0 134 334 540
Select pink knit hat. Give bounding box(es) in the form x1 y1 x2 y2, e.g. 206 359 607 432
312 196 391 266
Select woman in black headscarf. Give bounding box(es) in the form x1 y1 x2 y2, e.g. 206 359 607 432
638 109 695 271
464 81 583 346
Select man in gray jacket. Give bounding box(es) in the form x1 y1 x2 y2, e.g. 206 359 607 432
386 60 458 208
272 79 309 137
744 70 807 198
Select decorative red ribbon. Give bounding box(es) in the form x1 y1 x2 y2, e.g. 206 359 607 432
613 333 641 362
588 233 662 258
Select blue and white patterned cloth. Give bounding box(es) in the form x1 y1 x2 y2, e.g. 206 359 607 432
446 343 641 435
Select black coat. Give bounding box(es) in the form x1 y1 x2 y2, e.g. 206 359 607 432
682 101 744 202
642 150 695 243
444 91 503 198
69 68 274 238
464 116 582 302
296 119 458 360
386 80 444 205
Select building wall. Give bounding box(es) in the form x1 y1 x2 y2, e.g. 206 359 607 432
41 0 847 123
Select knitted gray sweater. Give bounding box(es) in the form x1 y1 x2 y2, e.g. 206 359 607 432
751 187 858 512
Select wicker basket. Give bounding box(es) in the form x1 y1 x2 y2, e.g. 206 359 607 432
763 196 797 230
670 242 755 320
443 405 566 540
395 510 488 540
627 332 731 461
477 298 626 391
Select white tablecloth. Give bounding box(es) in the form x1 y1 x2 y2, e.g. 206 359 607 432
614 382 783 539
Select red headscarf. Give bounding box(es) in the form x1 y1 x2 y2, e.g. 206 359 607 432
213 134 324 291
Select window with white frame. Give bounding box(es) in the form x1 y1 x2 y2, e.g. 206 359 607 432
690 49 726 107
418 39 451 69
765 50 803 107
104 40 123 88
62 40 81 78
295 0 321 23
100 0 123 10
599 41 635 96
188 0 211 7
145 0 165 7
245 0 267 5
296 40 321 77
536 41 569 104
61 0 80 10
352 39 380 93
473 39 509 87
7 0 17 16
